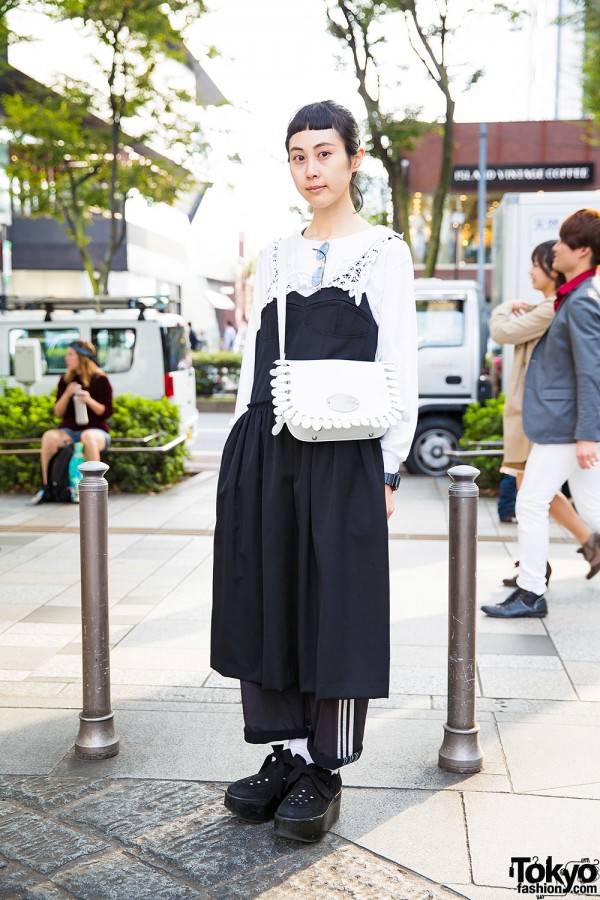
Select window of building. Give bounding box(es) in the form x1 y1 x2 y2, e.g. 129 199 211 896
92 328 136 373
9 327 80 375
409 192 498 269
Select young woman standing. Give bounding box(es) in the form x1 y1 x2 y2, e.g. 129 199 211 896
488 241 599 591
211 101 418 841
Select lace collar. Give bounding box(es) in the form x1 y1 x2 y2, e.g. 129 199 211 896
266 228 400 307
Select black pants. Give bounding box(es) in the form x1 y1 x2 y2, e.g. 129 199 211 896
241 681 369 770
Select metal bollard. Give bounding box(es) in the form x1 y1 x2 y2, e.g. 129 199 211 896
74 461 119 760
438 464 483 774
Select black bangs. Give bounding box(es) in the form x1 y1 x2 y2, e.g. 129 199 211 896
285 100 360 157
286 102 336 146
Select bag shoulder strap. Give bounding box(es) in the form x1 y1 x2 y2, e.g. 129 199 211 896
276 237 289 361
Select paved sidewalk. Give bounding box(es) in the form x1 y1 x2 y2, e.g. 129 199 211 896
1 468 599 899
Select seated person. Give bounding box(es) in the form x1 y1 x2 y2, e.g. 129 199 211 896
32 340 113 503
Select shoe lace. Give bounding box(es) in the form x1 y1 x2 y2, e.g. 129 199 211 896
284 761 336 803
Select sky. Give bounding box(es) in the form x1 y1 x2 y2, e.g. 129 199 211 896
9 0 584 270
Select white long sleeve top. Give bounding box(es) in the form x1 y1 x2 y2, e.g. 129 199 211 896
234 225 419 473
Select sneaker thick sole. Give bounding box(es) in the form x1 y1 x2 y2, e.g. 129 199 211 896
273 793 341 843
224 790 280 823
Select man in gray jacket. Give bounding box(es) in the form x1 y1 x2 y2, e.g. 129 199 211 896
483 208 600 618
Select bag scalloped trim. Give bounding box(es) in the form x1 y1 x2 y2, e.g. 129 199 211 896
270 360 410 438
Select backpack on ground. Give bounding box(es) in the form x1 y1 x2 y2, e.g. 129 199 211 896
43 443 75 503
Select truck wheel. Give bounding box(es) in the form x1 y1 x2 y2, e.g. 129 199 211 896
405 417 463 477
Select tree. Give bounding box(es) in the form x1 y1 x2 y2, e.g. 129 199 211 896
327 0 510 276
327 0 432 241
580 0 600 126
3 0 211 295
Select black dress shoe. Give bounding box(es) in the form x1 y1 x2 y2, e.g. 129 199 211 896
274 763 342 843
481 587 548 618
224 745 303 823
502 560 552 588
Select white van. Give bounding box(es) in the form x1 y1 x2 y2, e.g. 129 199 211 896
0 297 198 437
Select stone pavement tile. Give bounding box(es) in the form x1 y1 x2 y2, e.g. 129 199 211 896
0 585 66 604
61 779 220 841
446 886 517 899
131 799 332 891
109 668 212 687
59 683 242 704
498 720 600 798
464 792 600 889
546 623 600 662
477 633 556 654
389 615 449 647
478 667 577 700
0 707 73 775
0 802 108 875
50 852 203 900
22 608 81 625
576 685 600 701
117 619 210 649
563 661 600 685
0 775 106 812
0 647 59 671
0 853 41 898
0 682 66 697
389 666 450 695
476 616 547 636
476 654 562 670
245 843 464 900
333 787 470 885
343 716 509 792
0 631 72 649
371 694 433 709
0 670 31 681
389 645 448 666
51 708 260 781
9 625 80 644
0 571 78 585
109 647 211 671
0 604 45 622
203 672 239 689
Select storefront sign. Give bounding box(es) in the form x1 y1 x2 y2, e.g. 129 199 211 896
452 163 594 188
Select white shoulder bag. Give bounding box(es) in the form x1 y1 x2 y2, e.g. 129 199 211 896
270 237 409 442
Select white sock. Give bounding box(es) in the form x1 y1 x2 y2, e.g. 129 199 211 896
288 737 313 764
288 738 339 774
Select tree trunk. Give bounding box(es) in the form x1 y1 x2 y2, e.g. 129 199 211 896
388 161 411 246
424 96 455 277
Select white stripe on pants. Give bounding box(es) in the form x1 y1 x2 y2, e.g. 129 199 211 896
516 443 600 595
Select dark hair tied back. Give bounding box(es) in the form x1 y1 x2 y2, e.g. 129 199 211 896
285 100 364 212
531 240 566 289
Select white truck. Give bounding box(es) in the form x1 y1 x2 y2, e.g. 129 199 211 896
491 190 600 390
492 190 600 307
406 278 488 476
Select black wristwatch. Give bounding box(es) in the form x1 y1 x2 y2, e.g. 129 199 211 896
384 472 401 491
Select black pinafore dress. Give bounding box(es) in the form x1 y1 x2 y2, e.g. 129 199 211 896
211 279 390 701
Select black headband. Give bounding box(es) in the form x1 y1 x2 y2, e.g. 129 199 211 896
69 341 96 361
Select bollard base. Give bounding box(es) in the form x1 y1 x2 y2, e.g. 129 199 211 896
438 723 483 774
74 712 119 760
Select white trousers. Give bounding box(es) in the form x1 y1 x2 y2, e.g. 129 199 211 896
516 443 600 595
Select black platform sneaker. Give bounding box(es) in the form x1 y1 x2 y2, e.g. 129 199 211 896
224 745 302 823
273 763 342 843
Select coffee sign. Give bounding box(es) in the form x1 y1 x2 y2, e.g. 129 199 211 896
452 163 594 188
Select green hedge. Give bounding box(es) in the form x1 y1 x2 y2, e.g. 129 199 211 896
192 350 242 396
460 395 505 490
0 388 186 494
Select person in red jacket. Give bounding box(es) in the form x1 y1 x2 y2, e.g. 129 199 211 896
32 340 113 503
